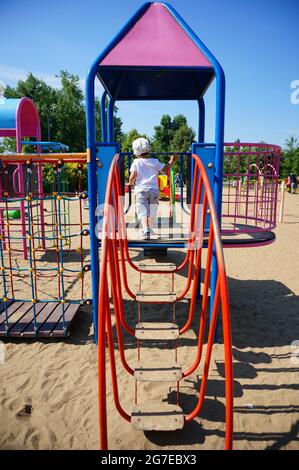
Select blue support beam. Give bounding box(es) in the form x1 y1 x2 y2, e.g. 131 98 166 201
192 143 215 301
86 67 99 343
100 91 108 143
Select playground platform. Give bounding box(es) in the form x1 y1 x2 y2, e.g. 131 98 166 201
0 300 81 338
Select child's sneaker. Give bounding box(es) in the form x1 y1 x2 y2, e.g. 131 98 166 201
140 229 150 240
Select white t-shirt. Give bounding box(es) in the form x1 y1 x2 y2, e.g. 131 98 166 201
130 157 165 192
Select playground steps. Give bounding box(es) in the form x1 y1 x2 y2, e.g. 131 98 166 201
136 291 177 304
135 322 179 340
134 363 182 382
139 262 176 272
131 404 184 431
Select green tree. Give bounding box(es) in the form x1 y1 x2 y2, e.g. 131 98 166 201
151 114 195 173
3 71 123 151
5 72 59 142
121 128 150 153
52 71 86 151
0 137 17 153
152 115 173 152
152 114 195 152
280 136 299 177
171 124 195 153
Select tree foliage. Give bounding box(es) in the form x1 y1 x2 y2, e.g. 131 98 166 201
3 71 123 152
152 114 195 154
5 72 59 145
280 136 299 177
150 114 196 173
121 129 150 153
2 72 298 180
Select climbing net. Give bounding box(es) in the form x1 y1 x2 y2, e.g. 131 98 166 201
0 154 91 336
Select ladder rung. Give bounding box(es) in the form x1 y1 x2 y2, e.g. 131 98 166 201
136 291 177 303
139 262 176 272
135 322 179 340
131 404 184 431
134 363 182 382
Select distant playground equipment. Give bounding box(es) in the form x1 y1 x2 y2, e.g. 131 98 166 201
0 99 91 337
0 98 46 259
158 173 169 199
158 168 179 201
222 143 280 238
22 141 73 249
157 168 180 222
0 1 283 451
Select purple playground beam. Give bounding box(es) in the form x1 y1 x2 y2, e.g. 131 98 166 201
100 3 212 67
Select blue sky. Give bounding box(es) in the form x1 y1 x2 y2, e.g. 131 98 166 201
0 0 298 147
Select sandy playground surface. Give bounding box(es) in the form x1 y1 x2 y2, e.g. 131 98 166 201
0 191 299 450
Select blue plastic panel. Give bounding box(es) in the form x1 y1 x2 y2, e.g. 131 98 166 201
192 143 215 231
0 99 20 129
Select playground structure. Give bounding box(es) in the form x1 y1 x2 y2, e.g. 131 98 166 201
158 168 178 200
123 144 280 246
0 98 45 259
0 1 283 450
84 1 278 450
158 167 179 220
0 150 91 336
222 143 280 238
97 151 233 449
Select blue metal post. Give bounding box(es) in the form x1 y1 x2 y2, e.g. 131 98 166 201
194 98 205 300
210 70 225 333
180 154 184 211
100 91 108 143
107 98 115 143
198 98 205 143
86 66 100 343
126 152 132 212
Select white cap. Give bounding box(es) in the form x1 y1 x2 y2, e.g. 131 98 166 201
132 137 150 156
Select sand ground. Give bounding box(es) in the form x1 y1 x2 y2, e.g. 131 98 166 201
0 192 299 450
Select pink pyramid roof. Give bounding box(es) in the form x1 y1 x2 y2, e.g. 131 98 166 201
100 3 212 68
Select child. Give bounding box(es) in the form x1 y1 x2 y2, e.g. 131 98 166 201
174 173 180 187
129 137 177 239
290 172 298 194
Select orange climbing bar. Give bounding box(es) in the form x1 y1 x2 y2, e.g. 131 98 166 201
97 152 233 450
0 153 87 163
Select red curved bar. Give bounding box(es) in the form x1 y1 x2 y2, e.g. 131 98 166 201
97 152 233 450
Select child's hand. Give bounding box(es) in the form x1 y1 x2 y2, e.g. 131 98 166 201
170 154 178 163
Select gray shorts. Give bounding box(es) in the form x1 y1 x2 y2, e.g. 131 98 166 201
135 189 160 219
